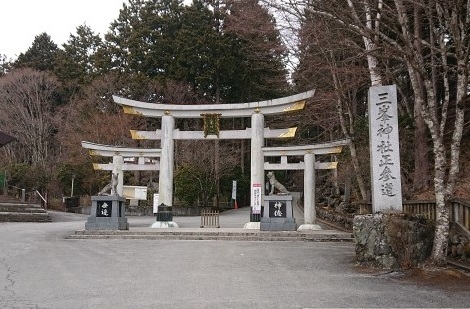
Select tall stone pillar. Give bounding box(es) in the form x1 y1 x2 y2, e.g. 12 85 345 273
245 112 264 228
159 115 174 206
152 114 178 228
298 153 322 230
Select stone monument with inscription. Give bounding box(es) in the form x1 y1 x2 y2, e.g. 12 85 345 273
368 84 403 212
352 84 404 269
260 172 296 231
85 195 129 230
260 195 296 231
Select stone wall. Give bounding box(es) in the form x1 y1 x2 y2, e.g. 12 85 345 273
353 213 434 269
316 207 354 231
449 223 470 262
126 206 153 216
171 206 205 216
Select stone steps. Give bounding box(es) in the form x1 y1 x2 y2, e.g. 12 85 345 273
0 205 46 212
0 195 20 203
0 202 51 222
67 229 354 242
0 212 52 222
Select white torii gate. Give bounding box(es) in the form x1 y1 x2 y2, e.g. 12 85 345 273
263 139 350 230
113 90 315 227
81 141 161 196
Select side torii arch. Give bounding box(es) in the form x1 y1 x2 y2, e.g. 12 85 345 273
81 141 161 196
262 139 350 230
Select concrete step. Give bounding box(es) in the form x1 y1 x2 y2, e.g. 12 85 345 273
0 206 45 213
0 195 21 203
0 202 51 222
0 212 52 222
67 229 354 242
0 201 42 207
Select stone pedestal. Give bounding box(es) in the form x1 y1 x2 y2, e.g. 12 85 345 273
150 203 178 228
85 195 128 230
260 195 296 231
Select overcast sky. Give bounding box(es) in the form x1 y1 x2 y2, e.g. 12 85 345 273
0 0 129 59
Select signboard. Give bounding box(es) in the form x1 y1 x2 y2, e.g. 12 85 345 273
368 85 403 212
269 201 286 218
96 201 112 217
134 187 147 200
122 186 148 200
251 183 262 214
231 180 237 200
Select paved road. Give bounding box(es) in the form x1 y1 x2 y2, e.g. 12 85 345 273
0 210 469 309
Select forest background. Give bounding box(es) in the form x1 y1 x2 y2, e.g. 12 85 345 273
0 0 469 264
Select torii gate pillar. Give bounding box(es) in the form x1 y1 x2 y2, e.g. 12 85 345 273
247 112 265 227
151 114 178 228
298 153 322 230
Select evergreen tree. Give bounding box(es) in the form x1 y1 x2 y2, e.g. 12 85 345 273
223 0 289 102
54 25 104 86
172 0 237 101
101 0 184 84
14 33 59 72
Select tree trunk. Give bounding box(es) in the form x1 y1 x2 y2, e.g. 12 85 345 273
430 137 449 265
336 98 368 201
411 3 429 191
413 105 429 191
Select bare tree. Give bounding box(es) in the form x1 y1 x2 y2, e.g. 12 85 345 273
293 10 372 200
0 68 59 167
265 0 470 265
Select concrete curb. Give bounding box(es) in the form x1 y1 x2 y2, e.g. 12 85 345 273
66 228 354 242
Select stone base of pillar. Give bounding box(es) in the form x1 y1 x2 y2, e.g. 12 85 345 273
297 224 322 231
243 222 260 229
151 204 178 228
150 221 179 228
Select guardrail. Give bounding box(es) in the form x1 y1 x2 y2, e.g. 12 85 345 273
356 199 470 233
1 185 47 208
35 190 48 209
4 185 26 202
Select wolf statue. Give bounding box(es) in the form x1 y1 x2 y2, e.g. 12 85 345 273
267 171 289 195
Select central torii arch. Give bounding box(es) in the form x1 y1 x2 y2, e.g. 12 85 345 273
113 90 315 226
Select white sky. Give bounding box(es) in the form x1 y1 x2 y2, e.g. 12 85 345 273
0 0 129 60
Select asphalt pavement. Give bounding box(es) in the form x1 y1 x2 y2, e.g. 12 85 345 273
0 208 469 308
